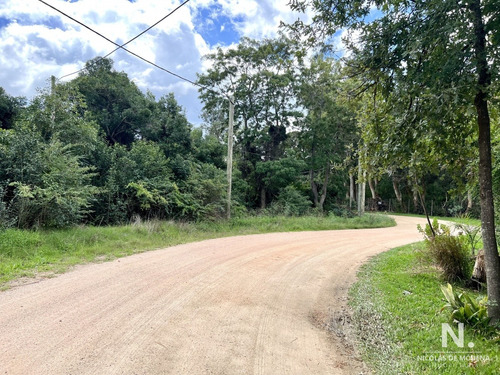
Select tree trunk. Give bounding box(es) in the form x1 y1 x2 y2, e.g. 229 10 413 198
260 187 266 210
368 178 377 200
466 190 473 213
413 189 419 212
358 164 366 216
472 249 486 283
310 170 320 208
471 0 500 322
392 177 402 203
318 162 331 211
349 173 355 210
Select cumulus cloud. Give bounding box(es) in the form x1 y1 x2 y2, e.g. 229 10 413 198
0 0 311 124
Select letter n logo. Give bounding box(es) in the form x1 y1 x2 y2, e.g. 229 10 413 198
442 323 464 348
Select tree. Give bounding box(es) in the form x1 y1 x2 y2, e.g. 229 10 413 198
197 37 304 208
92 140 174 224
290 0 500 321
191 128 225 170
0 82 100 228
255 157 307 203
23 83 100 160
0 87 25 130
142 92 192 159
296 56 357 211
74 57 151 146
0 131 97 228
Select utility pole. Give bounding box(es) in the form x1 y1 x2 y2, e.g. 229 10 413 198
226 96 234 219
51 75 56 95
358 162 366 216
50 75 56 125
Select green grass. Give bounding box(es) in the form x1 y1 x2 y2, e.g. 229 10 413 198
391 212 481 227
349 243 500 374
0 213 394 288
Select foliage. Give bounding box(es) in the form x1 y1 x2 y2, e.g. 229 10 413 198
8 141 98 228
256 157 307 200
350 244 500 374
183 162 227 220
24 83 100 156
418 219 473 282
453 221 482 256
295 55 358 211
267 185 311 216
440 283 494 334
73 57 151 146
197 36 305 208
94 141 173 223
191 128 225 169
290 0 500 320
0 87 25 130
142 92 192 161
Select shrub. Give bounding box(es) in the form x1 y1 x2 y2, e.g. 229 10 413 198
8 141 98 228
453 221 482 256
330 205 356 218
440 283 495 334
0 187 11 229
268 186 311 216
418 219 473 282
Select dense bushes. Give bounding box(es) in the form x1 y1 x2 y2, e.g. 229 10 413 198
0 65 231 228
267 186 311 216
418 219 474 282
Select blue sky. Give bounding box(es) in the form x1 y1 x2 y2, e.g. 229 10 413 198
0 1 313 124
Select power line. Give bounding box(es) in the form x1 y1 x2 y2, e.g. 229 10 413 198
38 0 204 89
58 0 192 80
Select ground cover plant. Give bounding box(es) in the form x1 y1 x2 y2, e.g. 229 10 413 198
349 243 500 374
0 213 394 288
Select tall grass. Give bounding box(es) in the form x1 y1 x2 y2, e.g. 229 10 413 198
0 214 394 287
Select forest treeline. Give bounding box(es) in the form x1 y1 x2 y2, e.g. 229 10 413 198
0 41 495 229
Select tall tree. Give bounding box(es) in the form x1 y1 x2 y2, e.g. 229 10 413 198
142 92 193 181
73 57 151 146
297 56 357 211
198 37 304 208
0 87 25 130
290 0 500 321
0 83 99 228
142 92 192 159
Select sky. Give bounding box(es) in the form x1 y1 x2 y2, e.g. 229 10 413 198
0 0 316 125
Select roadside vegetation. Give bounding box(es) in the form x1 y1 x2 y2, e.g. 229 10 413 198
0 213 394 289
2 0 500 329
350 220 500 374
392 213 481 227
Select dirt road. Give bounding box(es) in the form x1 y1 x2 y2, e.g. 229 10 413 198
0 216 426 375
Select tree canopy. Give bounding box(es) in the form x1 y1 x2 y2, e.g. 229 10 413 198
289 0 500 321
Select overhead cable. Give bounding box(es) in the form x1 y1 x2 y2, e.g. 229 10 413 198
38 0 204 89
58 0 192 80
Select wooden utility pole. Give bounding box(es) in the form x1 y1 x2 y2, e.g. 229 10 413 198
357 162 366 216
226 96 234 219
51 75 56 95
50 75 56 125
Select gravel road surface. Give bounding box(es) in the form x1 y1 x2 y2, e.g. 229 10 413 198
0 216 426 374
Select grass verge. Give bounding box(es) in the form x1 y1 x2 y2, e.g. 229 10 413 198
0 213 394 288
390 213 481 227
349 243 500 374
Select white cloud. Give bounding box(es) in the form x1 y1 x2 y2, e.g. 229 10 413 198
0 0 310 124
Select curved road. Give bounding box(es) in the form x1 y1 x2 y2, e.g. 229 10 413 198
0 216 426 375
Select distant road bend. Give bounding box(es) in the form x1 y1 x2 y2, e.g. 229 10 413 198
0 216 426 374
